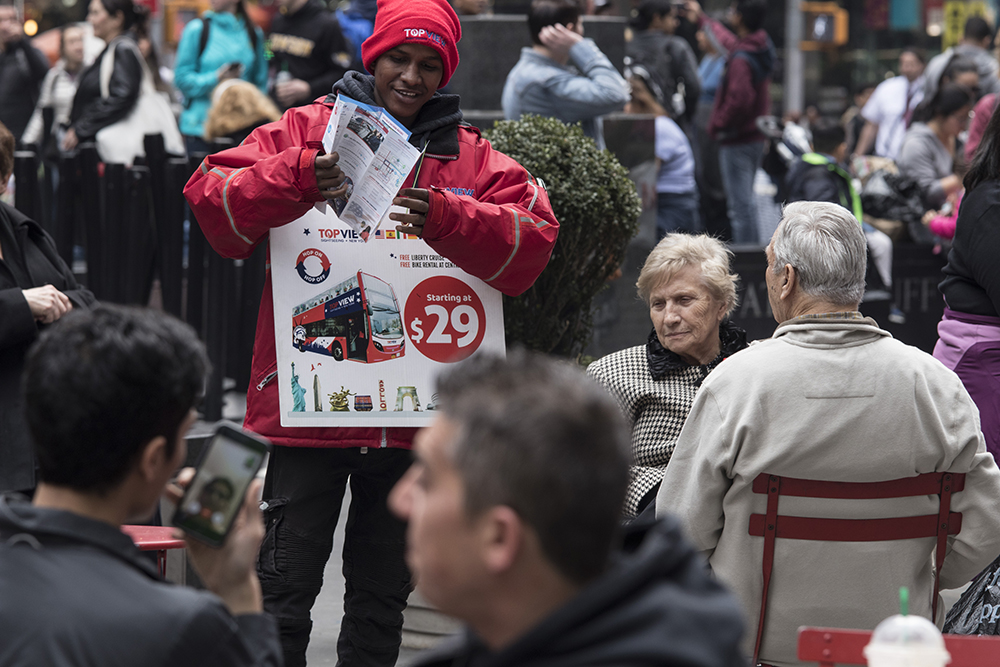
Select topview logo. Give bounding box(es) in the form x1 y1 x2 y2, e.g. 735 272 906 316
402 28 447 48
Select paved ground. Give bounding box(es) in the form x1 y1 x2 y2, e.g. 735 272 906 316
304 488 429 667
210 391 431 666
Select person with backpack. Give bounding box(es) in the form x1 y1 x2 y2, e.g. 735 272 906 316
685 0 774 245
174 0 266 154
626 0 700 126
268 0 352 111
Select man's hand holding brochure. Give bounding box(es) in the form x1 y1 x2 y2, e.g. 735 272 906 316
315 95 422 241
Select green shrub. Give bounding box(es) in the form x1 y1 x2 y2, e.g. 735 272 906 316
485 115 641 358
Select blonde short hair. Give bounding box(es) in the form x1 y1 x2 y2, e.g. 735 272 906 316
636 233 739 316
203 80 282 142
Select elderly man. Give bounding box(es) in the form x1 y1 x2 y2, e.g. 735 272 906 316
391 351 745 667
656 201 1000 667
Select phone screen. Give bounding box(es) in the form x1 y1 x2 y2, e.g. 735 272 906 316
172 424 269 547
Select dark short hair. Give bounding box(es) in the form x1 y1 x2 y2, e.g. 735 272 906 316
24 305 208 494
944 56 979 83
98 0 148 32
900 46 926 65
912 82 974 124
435 350 630 585
964 15 992 42
0 121 13 182
811 118 846 155
528 0 581 45
735 0 766 33
58 24 83 58
203 477 235 498
854 81 879 96
630 0 673 31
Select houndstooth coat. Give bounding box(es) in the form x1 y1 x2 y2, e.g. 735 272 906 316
588 322 747 517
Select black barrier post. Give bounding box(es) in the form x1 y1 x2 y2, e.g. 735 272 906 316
186 153 209 334
12 150 39 221
161 157 192 317
38 107 56 231
52 151 76 269
228 242 266 392
78 144 103 298
124 166 156 305
204 245 233 421
144 135 168 304
103 162 128 303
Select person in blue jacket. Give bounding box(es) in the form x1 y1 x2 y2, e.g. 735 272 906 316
174 0 266 153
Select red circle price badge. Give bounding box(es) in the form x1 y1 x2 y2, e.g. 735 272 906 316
404 276 486 362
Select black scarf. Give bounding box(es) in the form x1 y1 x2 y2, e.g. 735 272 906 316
330 71 463 156
645 319 748 381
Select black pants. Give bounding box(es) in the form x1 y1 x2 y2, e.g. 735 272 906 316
258 446 414 667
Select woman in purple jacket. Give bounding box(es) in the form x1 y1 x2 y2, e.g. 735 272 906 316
933 98 1000 461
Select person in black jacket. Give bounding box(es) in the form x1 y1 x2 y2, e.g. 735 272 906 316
0 1 49 144
268 0 352 110
0 121 94 495
62 0 148 150
0 304 283 667
626 0 701 125
388 351 746 667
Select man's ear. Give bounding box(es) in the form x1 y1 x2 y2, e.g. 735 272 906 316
480 506 524 574
779 263 797 301
138 435 170 482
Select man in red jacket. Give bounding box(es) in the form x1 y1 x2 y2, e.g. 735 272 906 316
686 0 773 245
183 0 559 663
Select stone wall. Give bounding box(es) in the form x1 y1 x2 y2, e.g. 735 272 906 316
449 14 627 111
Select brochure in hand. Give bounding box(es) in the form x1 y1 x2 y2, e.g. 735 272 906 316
317 95 422 241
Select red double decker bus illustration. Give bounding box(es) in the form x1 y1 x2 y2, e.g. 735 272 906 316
291 271 404 363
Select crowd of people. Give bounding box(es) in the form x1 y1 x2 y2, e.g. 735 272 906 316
5 0 1000 666
1 0 989 253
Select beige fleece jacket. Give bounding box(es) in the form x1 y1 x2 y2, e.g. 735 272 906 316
656 317 1000 667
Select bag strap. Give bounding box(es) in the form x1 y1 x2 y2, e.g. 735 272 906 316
195 16 212 72
99 40 116 99
100 36 156 99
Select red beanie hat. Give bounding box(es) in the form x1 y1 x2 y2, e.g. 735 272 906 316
361 0 462 87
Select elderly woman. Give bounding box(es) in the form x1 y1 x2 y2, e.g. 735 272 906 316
588 233 747 517
0 121 94 495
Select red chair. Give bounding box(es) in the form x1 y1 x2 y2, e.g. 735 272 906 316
121 525 186 578
798 627 1000 666
749 472 965 665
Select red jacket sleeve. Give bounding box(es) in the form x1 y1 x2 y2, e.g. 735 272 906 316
183 105 327 260
420 134 559 297
708 56 756 137
701 16 738 54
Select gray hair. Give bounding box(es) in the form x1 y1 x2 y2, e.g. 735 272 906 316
771 202 867 306
636 233 739 316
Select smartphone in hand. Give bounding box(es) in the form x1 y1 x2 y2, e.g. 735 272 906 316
172 423 269 548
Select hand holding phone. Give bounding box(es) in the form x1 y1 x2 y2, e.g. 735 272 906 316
172 422 269 547
217 61 244 82
168 423 269 614
168 469 265 614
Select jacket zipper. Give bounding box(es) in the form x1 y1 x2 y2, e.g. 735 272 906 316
380 428 387 448
256 371 277 391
